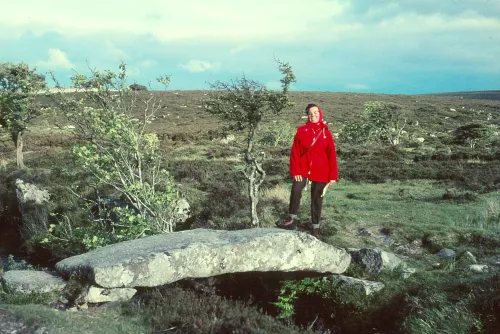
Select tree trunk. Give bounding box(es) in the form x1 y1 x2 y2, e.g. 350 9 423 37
248 164 260 227
14 131 24 168
244 124 266 227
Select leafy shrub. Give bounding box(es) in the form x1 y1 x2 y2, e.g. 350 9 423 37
364 101 410 146
258 120 295 147
453 123 493 148
338 120 373 145
50 62 182 239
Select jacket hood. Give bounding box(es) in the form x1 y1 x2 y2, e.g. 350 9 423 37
306 107 328 131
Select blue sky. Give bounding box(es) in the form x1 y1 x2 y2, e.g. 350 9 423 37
1 0 499 94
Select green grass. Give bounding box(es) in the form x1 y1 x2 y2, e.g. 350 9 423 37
283 179 500 249
2 303 150 334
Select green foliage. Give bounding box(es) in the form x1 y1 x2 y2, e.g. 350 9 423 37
338 119 374 145
364 101 409 146
49 62 182 243
0 62 47 167
453 123 493 149
258 120 295 147
339 101 410 146
273 277 338 320
4 254 36 271
204 59 295 134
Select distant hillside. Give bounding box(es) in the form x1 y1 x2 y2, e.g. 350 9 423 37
424 90 500 101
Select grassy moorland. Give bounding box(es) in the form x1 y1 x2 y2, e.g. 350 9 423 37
1 89 500 333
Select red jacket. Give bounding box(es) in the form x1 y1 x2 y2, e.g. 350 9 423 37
289 110 338 182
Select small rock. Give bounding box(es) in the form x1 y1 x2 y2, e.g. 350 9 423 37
327 275 385 295
348 248 403 275
436 248 456 259
67 306 78 312
78 303 89 310
58 295 69 304
358 228 372 237
465 264 489 273
87 286 137 303
401 267 416 279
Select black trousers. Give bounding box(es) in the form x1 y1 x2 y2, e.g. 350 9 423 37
288 178 328 227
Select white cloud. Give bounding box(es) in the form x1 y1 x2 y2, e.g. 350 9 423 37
0 0 347 43
139 59 157 68
180 60 221 73
37 48 73 69
345 83 369 90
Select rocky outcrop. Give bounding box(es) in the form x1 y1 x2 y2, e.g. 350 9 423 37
56 228 351 288
2 270 66 294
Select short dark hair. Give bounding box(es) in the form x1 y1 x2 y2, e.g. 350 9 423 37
305 103 319 114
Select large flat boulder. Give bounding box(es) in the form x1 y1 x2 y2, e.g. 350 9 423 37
56 228 351 288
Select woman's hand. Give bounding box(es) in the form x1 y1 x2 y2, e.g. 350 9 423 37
294 175 303 182
328 180 336 187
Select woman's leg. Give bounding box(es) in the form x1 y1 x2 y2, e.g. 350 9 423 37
311 181 328 230
289 178 307 217
277 178 307 228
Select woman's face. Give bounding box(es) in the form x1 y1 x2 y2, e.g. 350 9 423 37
307 106 320 123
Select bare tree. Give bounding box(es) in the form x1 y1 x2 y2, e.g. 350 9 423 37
204 58 296 227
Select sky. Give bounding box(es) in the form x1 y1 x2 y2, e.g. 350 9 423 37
1 0 499 94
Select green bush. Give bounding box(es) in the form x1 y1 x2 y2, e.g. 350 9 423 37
338 120 373 145
128 83 148 91
453 123 494 148
258 120 295 147
50 63 182 240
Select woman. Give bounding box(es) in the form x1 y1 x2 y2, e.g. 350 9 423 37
276 103 338 237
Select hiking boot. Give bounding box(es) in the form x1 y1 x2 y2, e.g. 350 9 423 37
276 217 296 230
312 227 320 238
